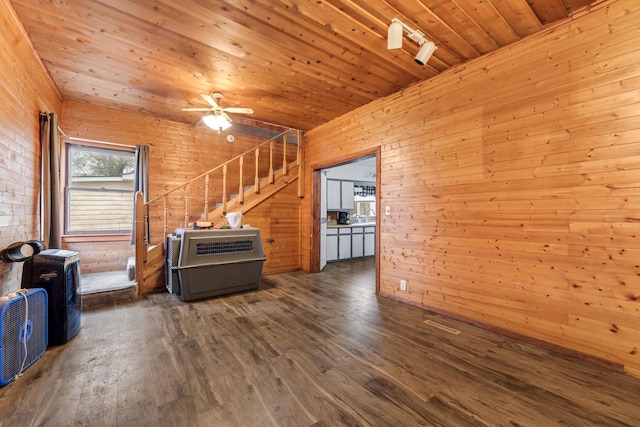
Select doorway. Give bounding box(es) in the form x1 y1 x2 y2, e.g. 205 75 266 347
313 150 380 294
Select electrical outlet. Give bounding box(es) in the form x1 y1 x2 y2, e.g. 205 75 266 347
400 279 407 291
385 205 391 216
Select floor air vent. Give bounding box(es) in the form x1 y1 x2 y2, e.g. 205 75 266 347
424 319 461 335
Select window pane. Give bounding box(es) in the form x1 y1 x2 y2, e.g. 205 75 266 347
67 189 134 233
69 144 135 189
66 144 136 234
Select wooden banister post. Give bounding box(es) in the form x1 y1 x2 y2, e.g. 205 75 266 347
135 191 145 288
163 196 168 238
297 130 304 198
204 173 209 220
184 186 188 228
238 155 245 204
254 148 260 194
269 140 274 184
283 133 288 176
222 163 228 214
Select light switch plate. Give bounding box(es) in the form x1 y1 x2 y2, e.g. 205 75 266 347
385 206 390 215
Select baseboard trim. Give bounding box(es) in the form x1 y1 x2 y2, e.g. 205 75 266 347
379 291 625 374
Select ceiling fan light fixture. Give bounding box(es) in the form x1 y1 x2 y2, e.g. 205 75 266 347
202 111 232 132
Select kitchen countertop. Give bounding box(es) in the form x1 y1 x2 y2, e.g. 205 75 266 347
327 222 376 228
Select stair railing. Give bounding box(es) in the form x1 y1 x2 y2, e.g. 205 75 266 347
142 129 302 246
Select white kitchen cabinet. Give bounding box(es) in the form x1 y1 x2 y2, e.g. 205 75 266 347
338 228 351 259
326 228 338 261
341 181 354 210
327 180 342 210
352 229 364 258
327 179 354 211
327 226 374 262
364 229 375 256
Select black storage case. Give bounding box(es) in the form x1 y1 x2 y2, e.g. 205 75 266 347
22 249 82 346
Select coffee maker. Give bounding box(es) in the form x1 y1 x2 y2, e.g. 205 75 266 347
337 211 350 225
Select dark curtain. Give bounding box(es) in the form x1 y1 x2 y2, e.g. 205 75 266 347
39 112 62 249
132 144 150 244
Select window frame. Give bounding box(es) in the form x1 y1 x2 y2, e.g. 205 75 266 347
63 141 136 236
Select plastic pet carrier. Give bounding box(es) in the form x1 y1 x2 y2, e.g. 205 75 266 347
166 228 266 301
0 288 48 386
165 233 181 295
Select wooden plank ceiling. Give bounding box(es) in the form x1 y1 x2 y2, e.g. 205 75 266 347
10 0 597 131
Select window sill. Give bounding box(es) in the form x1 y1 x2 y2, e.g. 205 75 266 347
62 234 132 243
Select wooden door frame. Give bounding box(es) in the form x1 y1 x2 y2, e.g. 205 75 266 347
309 147 381 294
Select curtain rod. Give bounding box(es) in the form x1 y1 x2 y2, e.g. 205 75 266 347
57 123 135 148
60 134 135 149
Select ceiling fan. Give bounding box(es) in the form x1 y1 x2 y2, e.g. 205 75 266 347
182 92 254 132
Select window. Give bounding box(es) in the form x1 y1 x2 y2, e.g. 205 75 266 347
65 143 136 234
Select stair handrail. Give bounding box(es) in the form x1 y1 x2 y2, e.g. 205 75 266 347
135 127 303 291
143 128 302 244
146 129 294 206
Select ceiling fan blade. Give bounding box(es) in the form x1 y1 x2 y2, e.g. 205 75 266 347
200 93 219 108
224 107 254 114
222 111 233 123
182 107 212 112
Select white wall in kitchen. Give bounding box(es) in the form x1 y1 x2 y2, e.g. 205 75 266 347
324 157 376 182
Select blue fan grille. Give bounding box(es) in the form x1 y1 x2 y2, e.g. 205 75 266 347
0 289 48 386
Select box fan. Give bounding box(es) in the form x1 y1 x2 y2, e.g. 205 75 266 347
0 288 48 386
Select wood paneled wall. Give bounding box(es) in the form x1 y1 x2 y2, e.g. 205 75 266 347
64 240 134 275
302 0 640 375
0 1 62 295
60 100 301 274
241 183 302 275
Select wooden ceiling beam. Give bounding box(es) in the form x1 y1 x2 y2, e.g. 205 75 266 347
490 0 544 37
527 0 571 24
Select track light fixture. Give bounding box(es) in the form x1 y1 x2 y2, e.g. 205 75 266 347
414 41 437 66
387 18 437 66
202 111 232 132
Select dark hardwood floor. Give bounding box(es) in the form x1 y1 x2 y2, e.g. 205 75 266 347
1 258 639 426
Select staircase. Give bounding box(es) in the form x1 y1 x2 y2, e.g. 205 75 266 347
134 129 304 294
